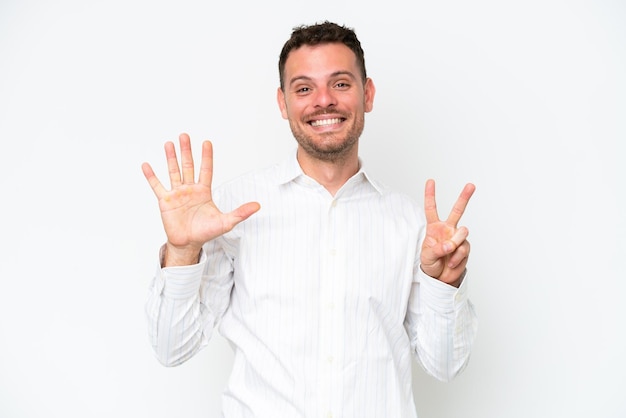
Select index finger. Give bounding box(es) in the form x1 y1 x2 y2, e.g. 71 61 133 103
423 179 440 224
446 183 476 226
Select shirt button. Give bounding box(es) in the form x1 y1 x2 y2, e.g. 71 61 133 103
327 355 334 364
329 249 337 256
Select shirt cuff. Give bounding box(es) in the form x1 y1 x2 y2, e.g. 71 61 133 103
155 245 207 300
419 269 469 314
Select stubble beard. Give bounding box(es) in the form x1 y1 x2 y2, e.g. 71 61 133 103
289 111 365 163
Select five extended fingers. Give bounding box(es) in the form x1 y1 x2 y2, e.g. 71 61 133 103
142 133 215 198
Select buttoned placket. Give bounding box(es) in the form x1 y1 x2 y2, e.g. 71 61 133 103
317 193 347 418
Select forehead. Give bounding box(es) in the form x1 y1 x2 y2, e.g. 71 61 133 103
283 43 359 82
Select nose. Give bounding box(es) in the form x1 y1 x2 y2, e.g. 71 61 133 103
313 86 337 109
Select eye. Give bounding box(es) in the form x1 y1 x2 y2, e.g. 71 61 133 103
334 82 350 89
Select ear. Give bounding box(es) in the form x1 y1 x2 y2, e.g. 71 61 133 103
364 78 376 113
277 87 289 119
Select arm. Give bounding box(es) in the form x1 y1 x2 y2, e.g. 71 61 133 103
405 179 478 380
145 243 234 366
142 133 259 365
405 267 477 381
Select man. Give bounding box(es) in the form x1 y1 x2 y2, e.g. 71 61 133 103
142 21 477 418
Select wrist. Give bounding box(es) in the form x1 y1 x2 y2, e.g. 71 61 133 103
162 242 202 267
446 269 467 288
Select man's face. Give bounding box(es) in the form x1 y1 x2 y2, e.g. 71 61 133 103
277 43 375 162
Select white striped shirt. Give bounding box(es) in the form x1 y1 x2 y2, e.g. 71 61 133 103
146 151 477 418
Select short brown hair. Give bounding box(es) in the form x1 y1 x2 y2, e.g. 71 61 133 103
278 21 367 90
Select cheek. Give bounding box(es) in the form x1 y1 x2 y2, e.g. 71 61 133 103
283 101 306 121
277 91 293 120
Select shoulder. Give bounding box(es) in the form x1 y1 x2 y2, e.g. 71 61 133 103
212 163 281 208
360 175 426 225
369 175 421 208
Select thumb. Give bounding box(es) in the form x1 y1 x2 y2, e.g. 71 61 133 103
224 202 261 230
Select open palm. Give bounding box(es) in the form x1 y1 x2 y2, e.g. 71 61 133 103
142 134 260 265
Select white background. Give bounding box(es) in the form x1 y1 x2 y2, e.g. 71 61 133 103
1 0 624 417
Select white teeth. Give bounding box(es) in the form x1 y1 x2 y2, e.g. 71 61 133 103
310 118 341 127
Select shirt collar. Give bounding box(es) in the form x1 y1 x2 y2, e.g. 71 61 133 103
276 149 384 195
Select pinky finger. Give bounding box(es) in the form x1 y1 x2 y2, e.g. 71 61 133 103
142 162 167 198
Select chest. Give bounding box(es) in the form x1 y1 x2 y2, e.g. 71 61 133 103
229 194 422 315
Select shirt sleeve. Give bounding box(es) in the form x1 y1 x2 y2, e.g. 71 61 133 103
404 268 478 382
145 240 234 367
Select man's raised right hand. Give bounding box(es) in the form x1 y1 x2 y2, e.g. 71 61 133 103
141 133 261 267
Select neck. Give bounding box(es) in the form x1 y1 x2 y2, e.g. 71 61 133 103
296 146 360 196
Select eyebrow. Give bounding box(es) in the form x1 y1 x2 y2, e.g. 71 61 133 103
288 70 358 88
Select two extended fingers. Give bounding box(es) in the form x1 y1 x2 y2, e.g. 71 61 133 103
166 133 194 187
425 179 475 229
425 179 475 259
425 179 475 225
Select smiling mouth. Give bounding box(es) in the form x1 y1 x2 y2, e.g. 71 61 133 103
309 117 344 127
